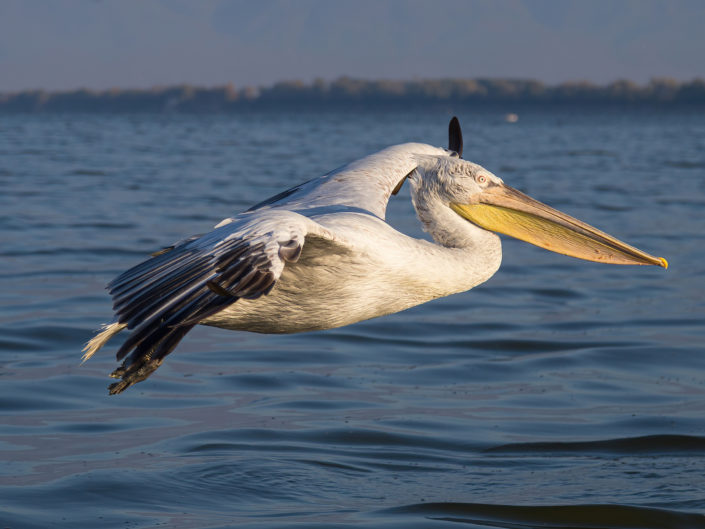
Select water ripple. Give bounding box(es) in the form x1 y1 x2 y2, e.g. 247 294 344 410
486 434 705 455
380 502 705 529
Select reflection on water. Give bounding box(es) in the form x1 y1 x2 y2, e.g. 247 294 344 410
1 109 704 528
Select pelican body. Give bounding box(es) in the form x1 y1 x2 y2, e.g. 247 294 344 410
85 118 666 394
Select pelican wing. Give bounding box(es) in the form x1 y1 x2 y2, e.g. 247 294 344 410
248 143 448 219
104 210 338 394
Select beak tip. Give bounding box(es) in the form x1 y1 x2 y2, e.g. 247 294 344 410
658 257 668 269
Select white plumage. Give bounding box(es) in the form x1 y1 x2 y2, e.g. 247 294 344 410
85 118 665 394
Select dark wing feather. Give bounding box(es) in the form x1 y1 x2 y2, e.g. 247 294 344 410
105 214 310 394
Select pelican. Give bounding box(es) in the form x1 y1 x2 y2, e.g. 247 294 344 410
84 118 667 394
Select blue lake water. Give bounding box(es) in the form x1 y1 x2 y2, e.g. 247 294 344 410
1 108 704 528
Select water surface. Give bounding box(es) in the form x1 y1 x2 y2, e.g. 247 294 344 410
1 109 704 528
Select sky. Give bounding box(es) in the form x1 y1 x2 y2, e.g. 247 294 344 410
1 0 704 92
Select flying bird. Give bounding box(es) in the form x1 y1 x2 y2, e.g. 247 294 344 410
84 118 667 394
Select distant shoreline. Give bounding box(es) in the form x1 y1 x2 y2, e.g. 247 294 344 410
2 77 704 113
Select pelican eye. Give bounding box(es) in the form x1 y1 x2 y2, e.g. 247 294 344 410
476 174 488 185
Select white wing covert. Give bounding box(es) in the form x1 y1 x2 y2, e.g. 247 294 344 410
249 143 448 219
105 210 331 394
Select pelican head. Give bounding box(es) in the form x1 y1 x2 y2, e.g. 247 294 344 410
412 118 667 268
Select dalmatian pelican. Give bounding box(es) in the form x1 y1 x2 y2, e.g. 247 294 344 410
84 118 667 394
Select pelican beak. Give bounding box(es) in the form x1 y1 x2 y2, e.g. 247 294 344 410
450 184 668 268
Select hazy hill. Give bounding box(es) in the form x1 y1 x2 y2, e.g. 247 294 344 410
1 77 704 113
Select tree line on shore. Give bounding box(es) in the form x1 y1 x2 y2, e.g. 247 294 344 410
2 77 704 113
